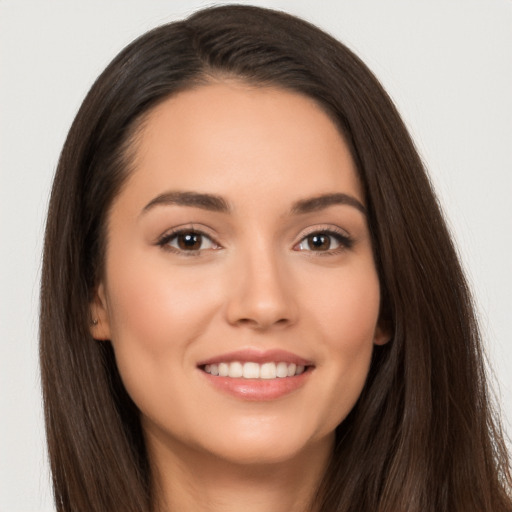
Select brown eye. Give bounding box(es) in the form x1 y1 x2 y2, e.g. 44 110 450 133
295 230 352 253
306 233 331 251
177 233 203 250
162 230 218 252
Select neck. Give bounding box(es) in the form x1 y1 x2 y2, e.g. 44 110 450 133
148 433 333 512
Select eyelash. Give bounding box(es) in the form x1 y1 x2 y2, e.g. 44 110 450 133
156 227 220 256
156 226 354 256
293 228 354 254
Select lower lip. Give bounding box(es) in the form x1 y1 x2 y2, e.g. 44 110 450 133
200 369 312 401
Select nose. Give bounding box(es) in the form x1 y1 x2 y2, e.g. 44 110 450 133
225 244 298 331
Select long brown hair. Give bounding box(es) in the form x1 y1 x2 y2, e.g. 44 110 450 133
40 5 511 511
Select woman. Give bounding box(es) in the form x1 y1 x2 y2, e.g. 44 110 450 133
40 5 512 511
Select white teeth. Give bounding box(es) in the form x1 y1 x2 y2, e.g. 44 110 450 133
276 362 288 378
229 361 243 378
260 362 277 379
218 362 229 377
203 361 307 379
287 363 297 377
243 362 260 379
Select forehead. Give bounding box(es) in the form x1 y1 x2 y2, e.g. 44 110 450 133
117 81 363 212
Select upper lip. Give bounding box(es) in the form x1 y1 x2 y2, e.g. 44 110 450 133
197 348 314 367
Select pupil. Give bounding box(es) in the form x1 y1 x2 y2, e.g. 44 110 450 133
308 234 330 250
178 233 201 250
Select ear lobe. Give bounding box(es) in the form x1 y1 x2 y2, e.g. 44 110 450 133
373 323 391 346
89 282 111 340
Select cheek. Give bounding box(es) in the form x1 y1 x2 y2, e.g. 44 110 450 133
306 259 381 345
325 269 380 372
302 262 381 431
103 255 222 397
106 254 220 344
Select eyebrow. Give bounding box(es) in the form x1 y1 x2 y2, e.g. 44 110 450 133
290 193 366 216
141 190 366 217
141 191 231 215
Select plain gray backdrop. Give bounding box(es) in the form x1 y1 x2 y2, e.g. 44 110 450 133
1 1 511 510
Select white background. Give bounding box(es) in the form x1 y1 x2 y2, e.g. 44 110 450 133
1 1 511 510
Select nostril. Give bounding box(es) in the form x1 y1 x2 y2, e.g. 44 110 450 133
236 318 255 326
234 317 290 329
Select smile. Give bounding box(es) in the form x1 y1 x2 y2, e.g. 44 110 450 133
198 349 314 399
202 361 306 379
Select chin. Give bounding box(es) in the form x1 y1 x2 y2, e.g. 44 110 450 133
196 422 334 467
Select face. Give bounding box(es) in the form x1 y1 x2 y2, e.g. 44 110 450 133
91 82 388 467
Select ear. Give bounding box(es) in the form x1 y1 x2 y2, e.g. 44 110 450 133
373 322 392 346
89 282 111 340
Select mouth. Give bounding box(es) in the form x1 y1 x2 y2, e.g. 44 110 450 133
201 361 308 379
197 349 314 400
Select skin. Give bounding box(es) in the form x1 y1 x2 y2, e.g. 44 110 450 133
91 81 389 512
